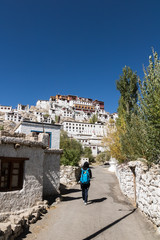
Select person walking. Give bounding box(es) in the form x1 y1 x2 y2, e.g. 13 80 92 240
79 161 92 205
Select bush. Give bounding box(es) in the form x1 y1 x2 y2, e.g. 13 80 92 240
82 147 95 163
60 130 83 166
96 151 111 164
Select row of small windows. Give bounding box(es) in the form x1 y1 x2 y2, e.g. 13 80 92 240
66 126 85 130
65 123 102 128
75 105 95 110
0 107 11 110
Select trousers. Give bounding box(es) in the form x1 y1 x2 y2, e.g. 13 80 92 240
81 183 90 203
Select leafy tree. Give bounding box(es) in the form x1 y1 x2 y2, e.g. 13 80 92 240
0 126 4 130
104 51 160 165
102 118 126 163
116 66 138 121
55 115 60 123
103 67 139 163
96 151 111 164
89 114 98 124
82 147 94 163
138 50 160 163
116 66 139 161
60 130 83 166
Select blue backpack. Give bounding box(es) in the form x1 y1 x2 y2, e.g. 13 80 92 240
80 168 90 184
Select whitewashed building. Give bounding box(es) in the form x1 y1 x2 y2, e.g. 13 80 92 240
0 131 62 223
62 120 107 156
17 104 29 112
5 111 23 122
0 105 12 113
36 94 113 124
15 121 61 149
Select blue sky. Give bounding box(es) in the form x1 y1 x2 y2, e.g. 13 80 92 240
0 0 160 113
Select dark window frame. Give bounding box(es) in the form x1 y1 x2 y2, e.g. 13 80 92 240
0 157 29 192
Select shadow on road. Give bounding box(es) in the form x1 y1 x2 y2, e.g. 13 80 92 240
61 196 82 201
60 184 81 195
88 197 107 205
82 208 137 240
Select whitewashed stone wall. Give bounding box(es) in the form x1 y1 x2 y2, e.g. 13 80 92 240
43 149 61 197
60 166 80 186
0 135 62 219
0 133 62 239
115 160 160 231
0 138 44 216
115 163 135 199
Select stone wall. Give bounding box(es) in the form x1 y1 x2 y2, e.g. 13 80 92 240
0 135 62 219
115 163 135 200
0 201 48 240
60 165 80 187
115 160 160 231
43 149 62 198
0 138 44 217
0 132 62 239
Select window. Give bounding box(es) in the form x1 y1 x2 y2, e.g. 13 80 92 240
0 157 28 191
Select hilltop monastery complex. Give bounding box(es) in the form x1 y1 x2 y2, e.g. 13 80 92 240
0 94 117 156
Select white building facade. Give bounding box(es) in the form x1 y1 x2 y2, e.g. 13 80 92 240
62 120 107 157
15 121 61 149
0 105 12 113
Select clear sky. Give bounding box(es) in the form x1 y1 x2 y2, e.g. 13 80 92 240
0 0 160 113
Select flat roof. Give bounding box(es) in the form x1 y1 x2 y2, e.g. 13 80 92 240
20 120 61 127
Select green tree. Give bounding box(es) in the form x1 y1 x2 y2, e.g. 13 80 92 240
104 66 139 163
0 126 4 130
116 66 138 121
89 114 98 124
104 51 160 165
60 131 83 166
116 66 139 161
138 50 160 163
55 115 60 123
82 147 94 163
96 151 111 164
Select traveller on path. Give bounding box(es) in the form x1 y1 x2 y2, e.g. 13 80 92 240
78 161 92 205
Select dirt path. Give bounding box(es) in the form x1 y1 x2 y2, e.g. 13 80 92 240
17 166 159 240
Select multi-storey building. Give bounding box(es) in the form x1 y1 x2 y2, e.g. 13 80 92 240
0 95 118 157
36 94 115 124
5 111 23 122
62 120 107 156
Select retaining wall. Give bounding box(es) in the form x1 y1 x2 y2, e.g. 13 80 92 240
60 165 80 187
115 160 160 231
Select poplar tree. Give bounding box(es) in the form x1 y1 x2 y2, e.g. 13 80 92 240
138 50 160 163
116 66 138 121
116 66 139 161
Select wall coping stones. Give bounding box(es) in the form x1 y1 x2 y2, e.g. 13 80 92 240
44 149 63 154
0 136 47 148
